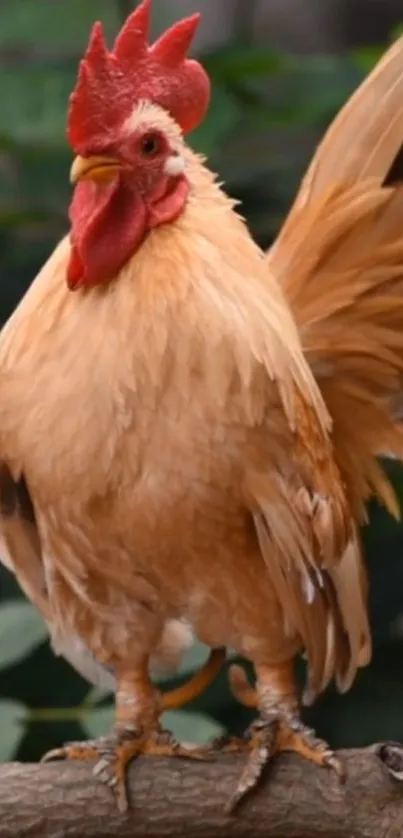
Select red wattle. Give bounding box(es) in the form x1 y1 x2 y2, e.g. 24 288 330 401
67 244 86 290
67 175 189 289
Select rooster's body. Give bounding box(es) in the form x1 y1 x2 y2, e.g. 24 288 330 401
0 146 355 683
2 0 403 812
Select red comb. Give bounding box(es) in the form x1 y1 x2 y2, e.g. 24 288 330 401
68 0 210 154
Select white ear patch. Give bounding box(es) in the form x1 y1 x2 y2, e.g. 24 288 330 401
164 154 185 177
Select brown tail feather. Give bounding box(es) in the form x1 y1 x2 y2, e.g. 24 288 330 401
269 182 403 694
290 35 403 211
265 38 403 698
273 182 403 517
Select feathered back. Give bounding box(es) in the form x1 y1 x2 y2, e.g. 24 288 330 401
268 35 403 522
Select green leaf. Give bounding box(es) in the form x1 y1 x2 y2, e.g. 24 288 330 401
352 46 384 75
84 705 225 745
0 700 25 760
203 44 286 82
84 684 113 708
84 705 114 739
154 641 211 682
0 600 48 671
0 66 75 143
156 641 236 683
162 710 225 744
0 0 120 51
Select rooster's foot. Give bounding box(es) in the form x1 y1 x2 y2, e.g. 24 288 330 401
41 727 210 812
217 715 345 813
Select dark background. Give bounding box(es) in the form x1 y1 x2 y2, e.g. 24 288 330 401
1 0 403 761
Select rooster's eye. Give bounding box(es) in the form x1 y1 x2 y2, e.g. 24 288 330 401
140 135 161 156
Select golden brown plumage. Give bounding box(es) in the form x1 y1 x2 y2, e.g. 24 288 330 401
1 1 403 811
265 38 403 696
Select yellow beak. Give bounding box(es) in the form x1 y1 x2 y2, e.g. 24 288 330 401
70 155 125 185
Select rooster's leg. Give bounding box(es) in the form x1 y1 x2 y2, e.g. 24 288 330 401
219 660 344 812
42 650 224 811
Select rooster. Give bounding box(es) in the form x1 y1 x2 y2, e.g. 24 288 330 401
1 0 403 813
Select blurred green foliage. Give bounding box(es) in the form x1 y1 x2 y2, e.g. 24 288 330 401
0 0 403 764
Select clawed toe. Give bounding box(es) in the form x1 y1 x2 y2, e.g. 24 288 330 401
41 728 214 812
276 717 345 781
41 741 102 764
218 715 344 813
41 734 142 811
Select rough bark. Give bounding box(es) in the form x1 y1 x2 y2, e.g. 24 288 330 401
0 744 403 837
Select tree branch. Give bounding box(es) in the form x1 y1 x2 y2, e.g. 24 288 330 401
1 744 403 837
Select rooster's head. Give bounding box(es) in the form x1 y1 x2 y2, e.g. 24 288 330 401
66 0 210 290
